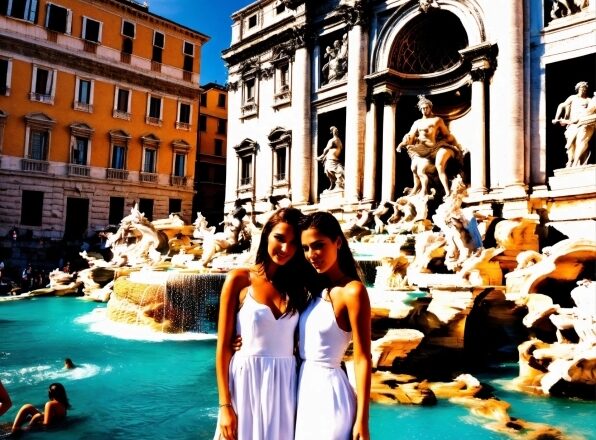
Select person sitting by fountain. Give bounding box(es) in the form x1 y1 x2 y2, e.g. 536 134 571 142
11 383 71 434
0 380 12 418
214 207 313 440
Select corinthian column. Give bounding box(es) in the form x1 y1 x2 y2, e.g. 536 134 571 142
343 3 368 204
291 27 311 205
381 92 397 201
490 1 526 196
362 95 377 202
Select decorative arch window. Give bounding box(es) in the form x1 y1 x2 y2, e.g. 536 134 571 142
389 10 468 75
271 45 292 107
22 112 55 173
234 139 258 190
107 129 130 180
239 60 259 118
268 127 291 186
68 122 93 177
140 133 160 183
171 139 190 186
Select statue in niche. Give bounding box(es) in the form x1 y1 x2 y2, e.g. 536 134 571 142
318 126 345 192
418 0 440 13
549 0 590 20
552 81 596 168
321 35 348 85
397 95 464 198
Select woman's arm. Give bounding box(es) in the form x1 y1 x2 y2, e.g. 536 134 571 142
344 282 372 440
215 269 246 440
0 381 12 417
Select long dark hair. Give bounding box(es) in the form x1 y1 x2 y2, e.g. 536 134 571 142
48 383 71 409
300 211 363 284
255 207 311 313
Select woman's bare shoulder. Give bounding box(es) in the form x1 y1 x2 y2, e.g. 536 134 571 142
224 267 251 290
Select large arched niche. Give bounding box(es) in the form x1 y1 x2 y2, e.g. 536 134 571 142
373 0 486 75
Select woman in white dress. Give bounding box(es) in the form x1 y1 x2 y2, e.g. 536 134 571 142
297 211 372 440
215 207 310 440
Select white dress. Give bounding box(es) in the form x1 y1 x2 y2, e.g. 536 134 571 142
295 290 356 440
215 288 298 440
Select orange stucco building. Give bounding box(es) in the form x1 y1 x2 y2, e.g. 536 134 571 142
194 82 227 227
0 0 209 240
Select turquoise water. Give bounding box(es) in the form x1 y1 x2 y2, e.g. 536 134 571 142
1 297 594 439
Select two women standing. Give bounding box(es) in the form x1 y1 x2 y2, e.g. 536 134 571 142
215 209 371 440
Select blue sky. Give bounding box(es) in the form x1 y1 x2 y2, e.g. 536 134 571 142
149 0 254 85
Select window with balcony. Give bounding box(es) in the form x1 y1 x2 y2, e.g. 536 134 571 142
23 112 54 172
217 93 226 108
6 0 38 22
0 57 11 96
21 190 44 226
174 153 185 177
107 129 130 180
111 145 126 169
45 3 71 34
183 42 194 75
68 122 93 177
82 17 101 44
140 134 160 182
245 78 255 102
30 65 56 104
74 77 93 112
176 102 191 130
171 139 190 185
143 148 156 173
121 37 133 62
240 156 252 186
146 95 162 126
113 87 131 120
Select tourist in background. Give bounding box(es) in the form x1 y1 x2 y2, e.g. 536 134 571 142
11 382 71 434
214 207 311 440
296 211 371 440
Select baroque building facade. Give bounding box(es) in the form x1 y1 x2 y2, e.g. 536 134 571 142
223 0 595 238
194 82 228 227
0 0 208 240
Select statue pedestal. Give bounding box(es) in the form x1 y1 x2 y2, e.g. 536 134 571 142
319 189 344 209
549 164 596 193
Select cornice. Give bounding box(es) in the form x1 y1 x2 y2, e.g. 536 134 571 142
0 34 200 100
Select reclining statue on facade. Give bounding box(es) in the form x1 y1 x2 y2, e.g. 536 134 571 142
397 95 464 198
552 81 596 168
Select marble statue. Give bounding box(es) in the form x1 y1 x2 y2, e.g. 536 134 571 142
199 200 249 267
106 203 168 266
321 34 348 85
397 95 464 197
192 212 215 242
317 126 345 192
432 176 482 271
550 0 590 19
552 81 596 168
342 205 373 240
